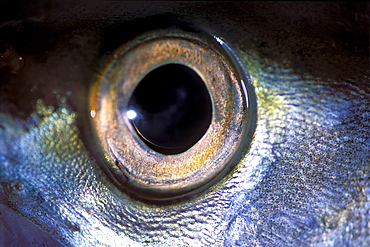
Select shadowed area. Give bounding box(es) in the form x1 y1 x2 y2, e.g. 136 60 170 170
0 204 63 246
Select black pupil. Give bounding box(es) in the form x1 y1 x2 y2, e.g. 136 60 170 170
128 64 212 155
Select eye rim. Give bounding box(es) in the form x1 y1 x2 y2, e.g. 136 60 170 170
90 26 256 201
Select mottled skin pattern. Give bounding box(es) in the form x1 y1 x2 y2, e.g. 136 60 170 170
0 1 369 246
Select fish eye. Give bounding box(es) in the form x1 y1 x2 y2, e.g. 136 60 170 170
90 24 256 200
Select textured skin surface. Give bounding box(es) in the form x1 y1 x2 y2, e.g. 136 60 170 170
0 1 369 246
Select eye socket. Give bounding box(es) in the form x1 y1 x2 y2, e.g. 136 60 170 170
90 25 255 200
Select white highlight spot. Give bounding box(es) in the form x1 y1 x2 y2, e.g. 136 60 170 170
90 110 96 118
126 110 137 120
214 36 225 46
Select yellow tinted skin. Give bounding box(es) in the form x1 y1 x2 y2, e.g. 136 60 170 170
0 1 369 246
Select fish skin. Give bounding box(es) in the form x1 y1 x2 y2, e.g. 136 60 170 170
0 1 369 246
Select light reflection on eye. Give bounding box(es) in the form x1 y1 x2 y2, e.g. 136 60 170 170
126 110 137 120
90 110 96 118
